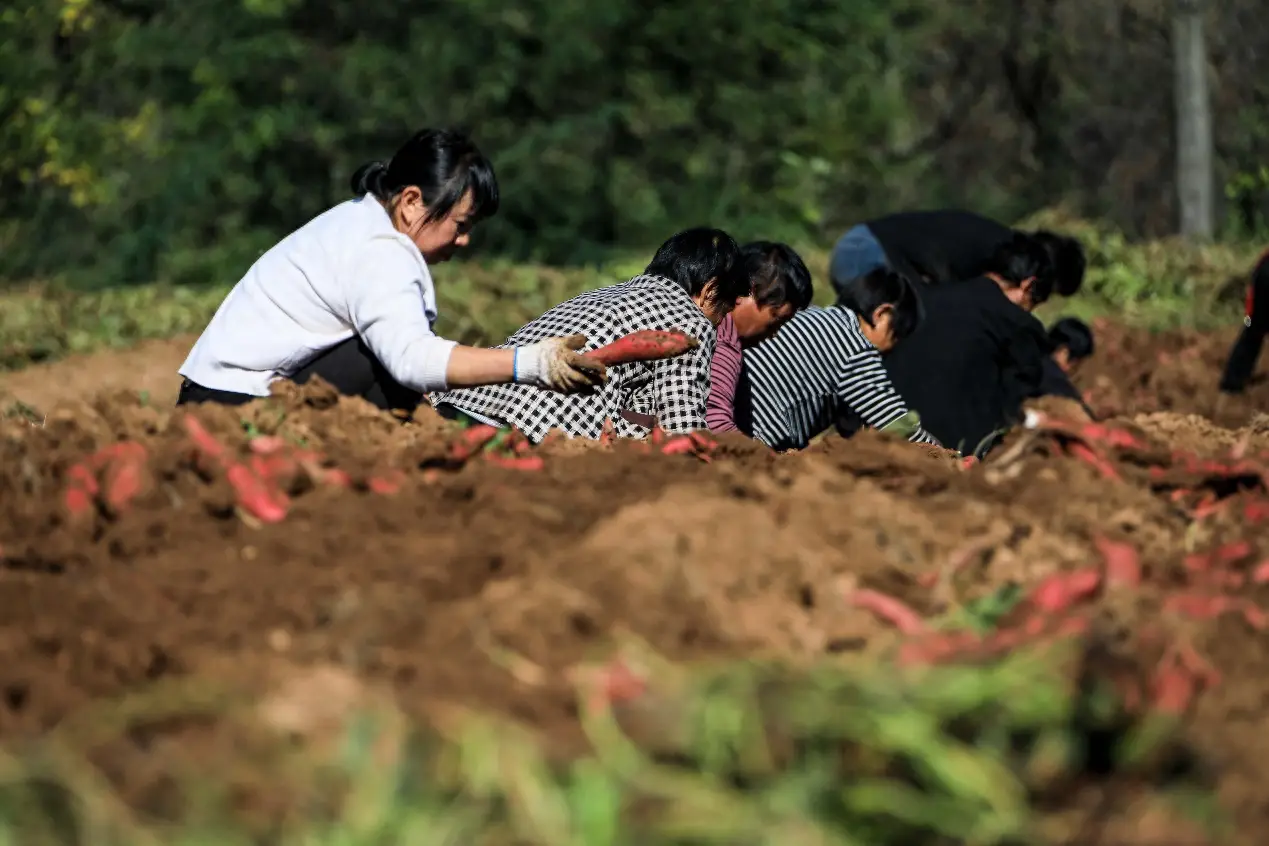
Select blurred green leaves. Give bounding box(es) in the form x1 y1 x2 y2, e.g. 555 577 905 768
0 641 1214 844
0 0 925 286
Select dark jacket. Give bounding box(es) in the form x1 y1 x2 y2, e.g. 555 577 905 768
1219 249 1269 393
866 209 1014 284
881 277 1083 456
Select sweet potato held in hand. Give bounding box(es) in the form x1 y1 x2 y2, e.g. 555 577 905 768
584 330 699 366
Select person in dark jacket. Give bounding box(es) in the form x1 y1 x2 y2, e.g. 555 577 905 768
1219 249 1269 394
829 209 1086 300
880 233 1086 457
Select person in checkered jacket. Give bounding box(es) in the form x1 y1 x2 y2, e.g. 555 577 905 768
430 227 749 442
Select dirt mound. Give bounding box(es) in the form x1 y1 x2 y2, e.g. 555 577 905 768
2 331 1269 840
1079 320 1269 429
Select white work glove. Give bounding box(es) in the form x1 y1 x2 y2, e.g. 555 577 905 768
514 334 608 393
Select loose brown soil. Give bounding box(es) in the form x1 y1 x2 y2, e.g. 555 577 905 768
2 322 1269 842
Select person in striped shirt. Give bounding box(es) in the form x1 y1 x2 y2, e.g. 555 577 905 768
706 241 815 434
733 268 939 450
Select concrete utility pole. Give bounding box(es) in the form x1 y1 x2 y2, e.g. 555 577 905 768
1173 0 1215 240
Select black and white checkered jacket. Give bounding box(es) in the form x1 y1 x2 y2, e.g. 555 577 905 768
429 274 717 443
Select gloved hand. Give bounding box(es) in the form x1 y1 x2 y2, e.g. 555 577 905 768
879 409 923 440
514 334 608 392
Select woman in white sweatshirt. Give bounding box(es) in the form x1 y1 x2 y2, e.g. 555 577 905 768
177 128 603 410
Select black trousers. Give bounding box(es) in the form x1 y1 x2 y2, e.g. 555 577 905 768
175 337 422 412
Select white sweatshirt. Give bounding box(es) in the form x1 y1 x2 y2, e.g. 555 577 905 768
179 196 456 396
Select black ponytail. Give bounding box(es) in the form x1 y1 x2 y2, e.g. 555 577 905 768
350 160 389 199
349 128 500 223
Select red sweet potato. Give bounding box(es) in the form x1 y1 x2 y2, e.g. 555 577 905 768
1029 569 1101 613
183 415 226 460
585 330 699 366
1078 423 1144 450
1216 540 1254 565
848 588 927 634
1196 496 1225 519
598 659 647 705
1065 443 1121 480
248 436 288 455
1151 664 1196 715
103 455 146 511
483 453 545 471
367 470 407 494
1252 560 1269 584
1245 499 1269 523
1183 553 1213 574
688 431 717 449
64 486 95 516
660 437 698 455
322 468 352 488
1095 536 1141 588
449 425 501 461
226 463 289 523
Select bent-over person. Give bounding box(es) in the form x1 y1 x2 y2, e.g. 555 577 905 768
706 241 814 434
430 227 748 442
883 234 1086 457
734 268 939 451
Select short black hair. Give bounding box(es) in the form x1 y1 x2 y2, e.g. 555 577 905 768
1048 317 1095 361
984 233 1054 305
350 128 500 224
644 227 747 310
740 241 814 310
1030 230 1087 297
835 268 924 341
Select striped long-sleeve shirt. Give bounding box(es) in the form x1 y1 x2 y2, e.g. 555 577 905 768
736 305 938 451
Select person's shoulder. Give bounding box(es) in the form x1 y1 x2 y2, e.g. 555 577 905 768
776 304 845 336
717 312 740 345
617 274 711 321
814 306 877 351
990 294 1048 339
358 233 428 271
342 232 431 299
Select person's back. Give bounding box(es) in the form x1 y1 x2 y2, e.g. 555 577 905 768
883 279 1038 454
829 209 1087 303
882 233 1080 456
865 209 1013 283
432 228 747 442
735 268 939 450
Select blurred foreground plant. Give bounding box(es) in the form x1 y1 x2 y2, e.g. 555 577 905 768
0 634 1216 846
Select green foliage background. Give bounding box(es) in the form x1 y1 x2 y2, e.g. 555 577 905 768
5 0 1269 292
